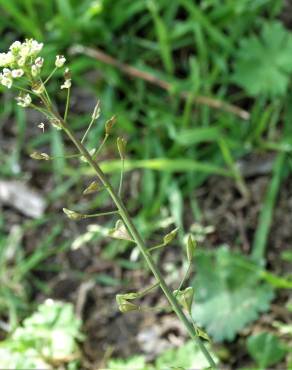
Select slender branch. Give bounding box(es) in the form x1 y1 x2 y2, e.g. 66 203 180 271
138 282 160 298
118 157 124 197
81 116 95 144
44 66 57 85
148 242 166 252
92 134 109 160
60 120 217 369
85 210 119 218
64 87 71 122
175 263 192 297
71 44 250 121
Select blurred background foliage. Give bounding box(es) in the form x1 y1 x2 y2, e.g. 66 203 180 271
0 0 292 369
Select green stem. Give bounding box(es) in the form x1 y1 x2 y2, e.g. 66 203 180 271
92 134 109 160
138 282 160 298
44 67 57 85
64 87 70 122
148 242 165 252
175 262 192 296
84 210 119 218
61 121 217 369
81 116 95 144
118 158 125 197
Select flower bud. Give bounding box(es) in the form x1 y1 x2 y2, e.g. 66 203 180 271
61 79 71 89
11 69 24 78
0 75 12 88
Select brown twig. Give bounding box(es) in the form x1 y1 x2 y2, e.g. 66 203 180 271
70 44 250 120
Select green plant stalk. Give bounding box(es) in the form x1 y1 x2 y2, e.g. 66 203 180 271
61 120 217 369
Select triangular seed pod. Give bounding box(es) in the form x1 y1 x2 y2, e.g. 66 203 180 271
108 220 133 242
91 100 101 120
173 287 194 312
116 294 139 313
30 151 51 161
62 208 84 220
117 137 127 159
195 326 211 342
83 180 102 195
163 227 179 245
105 115 116 135
186 235 196 262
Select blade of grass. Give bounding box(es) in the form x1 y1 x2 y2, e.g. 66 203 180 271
50 126 66 183
147 0 174 74
251 153 286 263
218 137 248 197
73 158 232 177
0 0 43 39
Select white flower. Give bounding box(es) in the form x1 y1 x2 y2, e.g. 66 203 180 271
38 122 45 132
35 57 44 68
16 94 32 107
9 41 21 53
0 52 14 67
0 74 12 88
18 44 30 60
61 79 71 89
55 55 66 68
11 69 24 78
17 56 26 67
30 40 43 54
0 53 7 67
2 68 12 78
31 57 44 76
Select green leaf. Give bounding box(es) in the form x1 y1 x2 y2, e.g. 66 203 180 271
233 21 292 97
0 300 82 368
107 355 152 370
192 247 274 342
155 340 217 369
247 332 287 368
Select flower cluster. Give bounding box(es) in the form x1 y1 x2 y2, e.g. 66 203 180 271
16 93 32 107
0 39 71 123
0 39 43 89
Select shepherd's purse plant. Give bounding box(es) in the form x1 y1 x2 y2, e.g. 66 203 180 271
0 39 217 369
